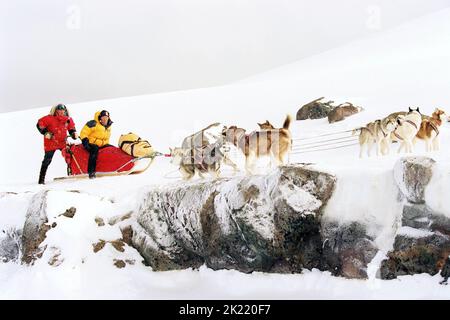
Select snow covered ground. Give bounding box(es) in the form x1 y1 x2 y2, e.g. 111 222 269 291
1 8 450 299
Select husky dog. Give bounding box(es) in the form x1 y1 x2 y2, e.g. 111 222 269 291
415 108 447 152
171 122 239 180
353 116 398 158
257 120 275 130
392 107 422 153
387 110 429 143
181 122 224 150
170 141 237 180
223 115 292 174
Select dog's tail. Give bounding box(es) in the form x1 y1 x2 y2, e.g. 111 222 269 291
283 114 292 130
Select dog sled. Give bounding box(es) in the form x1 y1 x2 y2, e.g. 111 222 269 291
54 140 163 181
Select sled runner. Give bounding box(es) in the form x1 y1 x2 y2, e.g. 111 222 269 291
54 143 163 181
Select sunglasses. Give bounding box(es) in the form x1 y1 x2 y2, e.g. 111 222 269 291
56 104 66 110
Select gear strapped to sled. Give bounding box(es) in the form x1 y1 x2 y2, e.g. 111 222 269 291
118 132 154 158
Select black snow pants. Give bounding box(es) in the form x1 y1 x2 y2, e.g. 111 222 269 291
39 150 56 184
83 142 100 176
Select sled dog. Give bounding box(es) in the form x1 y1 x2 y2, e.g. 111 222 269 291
170 141 238 180
353 116 398 158
222 115 292 174
391 107 422 153
415 108 447 152
181 122 224 150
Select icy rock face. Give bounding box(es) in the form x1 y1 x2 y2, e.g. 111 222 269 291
394 156 435 204
380 231 450 280
21 191 50 264
380 203 450 279
380 157 450 280
132 165 337 273
321 221 377 279
441 257 450 284
0 228 22 262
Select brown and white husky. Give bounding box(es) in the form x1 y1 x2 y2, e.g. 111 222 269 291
415 108 447 152
223 115 292 174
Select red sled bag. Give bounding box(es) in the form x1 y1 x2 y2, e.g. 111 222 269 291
62 144 135 175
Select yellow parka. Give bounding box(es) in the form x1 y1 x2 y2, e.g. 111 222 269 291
80 111 113 147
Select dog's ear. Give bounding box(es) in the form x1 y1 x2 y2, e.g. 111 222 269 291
408 107 412 112
417 107 421 114
169 147 173 154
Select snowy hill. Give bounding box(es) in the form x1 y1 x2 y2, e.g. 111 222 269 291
1 8 450 299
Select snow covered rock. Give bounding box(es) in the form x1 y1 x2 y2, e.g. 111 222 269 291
321 221 377 279
296 98 333 120
381 156 450 280
0 228 22 262
132 165 337 273
21 191 51 264
381 205 450 281
379 231 450 280
401 203 434 229
0 192 33 263
327 104 362 123
441 257 450 284
402 203 450 233
394 157 435 204
380 180 450 280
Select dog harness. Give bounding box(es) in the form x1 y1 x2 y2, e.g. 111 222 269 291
405 120 418 129
379 126 387 138
393 118 420 141
429 121 440 136
393 131 403 141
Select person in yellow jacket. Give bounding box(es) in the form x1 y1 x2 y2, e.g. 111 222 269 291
80 110 113 178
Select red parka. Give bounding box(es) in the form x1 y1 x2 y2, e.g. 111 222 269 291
37 109 77 152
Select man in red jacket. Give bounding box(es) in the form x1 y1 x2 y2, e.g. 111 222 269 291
36 104 78 184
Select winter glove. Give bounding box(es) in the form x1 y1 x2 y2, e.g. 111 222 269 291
44 132 53 140
82 138 89 148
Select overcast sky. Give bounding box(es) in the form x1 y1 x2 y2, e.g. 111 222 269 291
1 0 449 113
